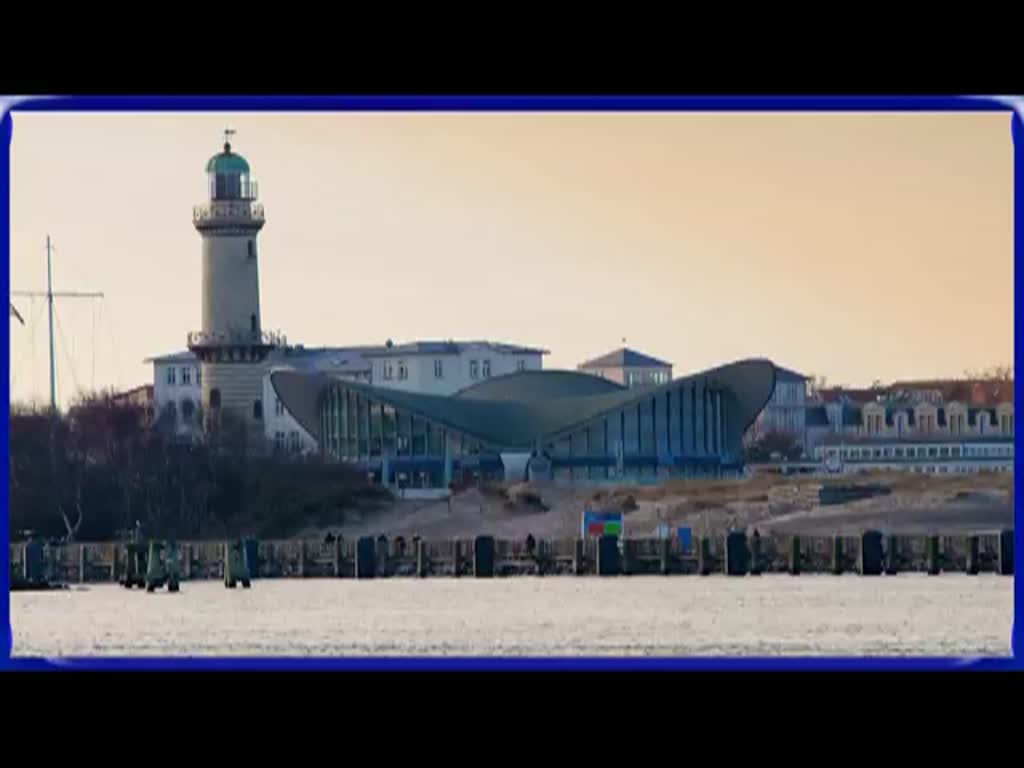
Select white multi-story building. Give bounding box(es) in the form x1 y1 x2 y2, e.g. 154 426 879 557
147 340 547 456
146 351 203 440
365 340 546 396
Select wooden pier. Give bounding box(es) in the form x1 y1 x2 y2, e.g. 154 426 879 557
8 529 1014 585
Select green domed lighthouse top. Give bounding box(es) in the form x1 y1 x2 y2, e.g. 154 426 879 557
205 129 258 201
206 148 250 174
206 142 250 174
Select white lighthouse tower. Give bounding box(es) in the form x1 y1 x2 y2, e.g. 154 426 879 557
188 130 283 447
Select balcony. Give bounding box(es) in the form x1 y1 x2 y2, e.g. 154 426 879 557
187 329 286 349
193 202 265 228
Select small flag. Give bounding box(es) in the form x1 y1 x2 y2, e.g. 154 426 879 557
10 301 24 325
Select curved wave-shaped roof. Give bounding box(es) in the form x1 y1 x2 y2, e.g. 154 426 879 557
455 370 625 401
271 358 777 451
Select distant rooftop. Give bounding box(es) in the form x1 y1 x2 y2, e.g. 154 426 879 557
363 340 549 358
144 350 197 364
578 347 672 370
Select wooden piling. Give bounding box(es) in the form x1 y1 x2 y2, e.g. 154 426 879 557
966 536 980 575
749 534 762 576
355 537 376 579
885 535 900 575
698 537 712 576
596 535 620 576
927 536 941 576
333 539 341 577
474 536 495 578
998 530 1014 576
725 531 749 576
831 536 844 575
860 530 883 576
416 540 428 578
621 539 634 576
573 538 584 575
78 544 86 584
789 536 801 576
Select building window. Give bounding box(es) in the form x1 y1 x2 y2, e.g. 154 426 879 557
398 362 408 380
434 359 444 379
482 359 491 378
275 396 285 416
181 367 191 386
253 400 263 420
196 368 201 387
939 446 949 457
209 388 221 409
289 430 301 454
247 240 256 259
384 362 394 380
517 360 526 372
895 447 904 458
251 314 257 333
275 431 285 453
470 360 479 379
166 367 176 386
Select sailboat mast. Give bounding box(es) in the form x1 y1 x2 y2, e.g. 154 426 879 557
46 234 57 412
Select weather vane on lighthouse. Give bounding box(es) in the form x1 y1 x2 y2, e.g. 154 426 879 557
223 127 236 151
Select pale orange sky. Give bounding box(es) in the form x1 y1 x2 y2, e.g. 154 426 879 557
8 111 1014 407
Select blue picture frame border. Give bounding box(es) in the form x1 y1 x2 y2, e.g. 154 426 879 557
1 94 1020 671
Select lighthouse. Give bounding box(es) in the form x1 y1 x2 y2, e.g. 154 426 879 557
188 130 282 447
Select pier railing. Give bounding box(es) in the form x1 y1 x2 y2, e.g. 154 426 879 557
9 530 1014 585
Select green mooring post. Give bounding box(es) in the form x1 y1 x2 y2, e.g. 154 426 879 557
355 536 376 579
998 529 1014 576
789 536 801 576
224 540 251 589
966 535 980 575
885 535 900 575
927 536 941 576
145 541 166 592
597 535 621 576
725 531 749 576
831 536 844 575
698 536 713 576
860 530 884 576
474 536 495 578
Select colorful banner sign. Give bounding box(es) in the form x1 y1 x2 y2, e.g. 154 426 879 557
582 509 623 538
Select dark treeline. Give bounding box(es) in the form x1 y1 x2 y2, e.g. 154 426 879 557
9 394 391 543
